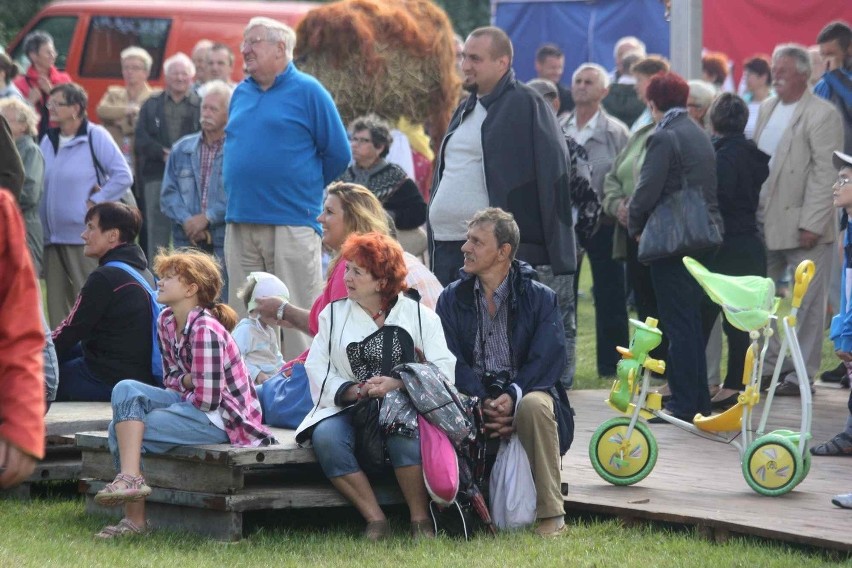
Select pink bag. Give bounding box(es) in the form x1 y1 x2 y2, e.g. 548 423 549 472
419 415 459 506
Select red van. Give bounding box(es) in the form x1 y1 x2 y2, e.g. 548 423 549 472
5 0 318 118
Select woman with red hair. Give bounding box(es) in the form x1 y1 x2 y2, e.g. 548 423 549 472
294 232 455 541
628 72 721 423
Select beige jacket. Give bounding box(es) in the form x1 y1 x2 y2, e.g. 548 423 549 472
754 89 843 251
95 84 160 165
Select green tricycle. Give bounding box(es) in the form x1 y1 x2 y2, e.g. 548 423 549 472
588 257 815 496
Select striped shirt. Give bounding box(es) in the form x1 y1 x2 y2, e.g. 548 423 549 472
158 306 275 447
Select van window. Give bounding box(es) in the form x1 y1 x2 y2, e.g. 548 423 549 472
80 16 171 80
11 16 77 72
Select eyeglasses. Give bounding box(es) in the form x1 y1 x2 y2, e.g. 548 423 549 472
240 37 270 51
349 136 373 145
836 176 851 188
47 100 72 108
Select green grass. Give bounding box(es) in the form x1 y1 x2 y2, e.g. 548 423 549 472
5 259 846 565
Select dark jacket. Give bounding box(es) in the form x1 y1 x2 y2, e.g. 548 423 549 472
431 70 576 275
628 113 719 237
435 261 574 454
602 83 647 129
338 162 427 230
135 90 201 180
713 134 769 237
52 243 157 386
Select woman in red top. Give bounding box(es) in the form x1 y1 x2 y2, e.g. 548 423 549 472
13 31 72 137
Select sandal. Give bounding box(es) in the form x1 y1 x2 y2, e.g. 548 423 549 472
94 518 150 539
810 432 852 456
94 473 152 506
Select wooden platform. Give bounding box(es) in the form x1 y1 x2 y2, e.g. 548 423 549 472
563 386 852 552
75 388 852 549
2 403 112 499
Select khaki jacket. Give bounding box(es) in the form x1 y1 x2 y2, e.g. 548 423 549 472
95 84 160 166
754 89 843 251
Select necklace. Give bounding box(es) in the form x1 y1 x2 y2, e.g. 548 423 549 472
371 308 384 321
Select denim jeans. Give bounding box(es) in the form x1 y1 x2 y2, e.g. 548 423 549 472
107 380 228 471
536 264 576 389
311 410 421 478
56 343 113 402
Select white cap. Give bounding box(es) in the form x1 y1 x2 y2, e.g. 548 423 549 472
246 272 289 312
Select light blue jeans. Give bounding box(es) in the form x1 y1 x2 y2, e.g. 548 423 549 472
311 410 421 478
107 379 228 471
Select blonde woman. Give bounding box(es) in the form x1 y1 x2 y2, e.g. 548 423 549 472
0 98 44 272
96 47 160 167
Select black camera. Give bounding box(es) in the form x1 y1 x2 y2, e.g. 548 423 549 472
483 370 511 399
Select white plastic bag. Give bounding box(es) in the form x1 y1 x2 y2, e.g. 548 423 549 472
489 392 537 530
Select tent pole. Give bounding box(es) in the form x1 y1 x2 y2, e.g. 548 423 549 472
670 0 702 80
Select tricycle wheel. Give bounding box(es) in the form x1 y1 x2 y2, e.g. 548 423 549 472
589 417 658 486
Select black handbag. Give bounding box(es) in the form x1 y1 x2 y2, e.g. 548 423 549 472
637 130 723 264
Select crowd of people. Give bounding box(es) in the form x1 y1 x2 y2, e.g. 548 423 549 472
1 13 851 541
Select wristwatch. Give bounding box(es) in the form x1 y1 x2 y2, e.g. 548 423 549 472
275 300 288 321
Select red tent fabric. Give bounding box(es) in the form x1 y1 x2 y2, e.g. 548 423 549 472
704 0 851 84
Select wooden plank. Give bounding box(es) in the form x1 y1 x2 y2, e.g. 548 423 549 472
562 388 852 553
26 459 82 483
84 494 243 541
81 479 405 512
46 403 112 436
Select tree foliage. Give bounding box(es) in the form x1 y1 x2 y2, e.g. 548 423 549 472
0 0 50 46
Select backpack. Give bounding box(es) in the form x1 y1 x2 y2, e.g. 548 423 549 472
564 134 600 247
104 261 164 385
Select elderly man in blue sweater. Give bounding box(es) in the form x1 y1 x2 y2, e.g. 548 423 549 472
224 17 351 359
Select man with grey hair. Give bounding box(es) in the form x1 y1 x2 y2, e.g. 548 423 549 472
160 81 232 299
562 63 629 379
435 207 574 538
191 39 214 89
754 43 844 396
610 36 646 84
224 17 350 359
135 52 200 260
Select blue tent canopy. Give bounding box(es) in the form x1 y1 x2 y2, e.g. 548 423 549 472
493 0 671 83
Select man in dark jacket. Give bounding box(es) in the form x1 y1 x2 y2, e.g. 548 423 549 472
435 208 573 538
135 52 201 260
428 26 575 287
52 202 157 401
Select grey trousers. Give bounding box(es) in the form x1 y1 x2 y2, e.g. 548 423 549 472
535 265 576 389
143 178 172 261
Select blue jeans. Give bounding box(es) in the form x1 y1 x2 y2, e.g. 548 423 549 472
311 411 421 478
107 380 228 471
56 343 113 402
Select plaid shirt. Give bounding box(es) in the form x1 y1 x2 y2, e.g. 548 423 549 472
199 136 224 211
472 273 514 380
158 306 275 447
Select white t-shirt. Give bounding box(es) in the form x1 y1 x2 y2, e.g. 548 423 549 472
429 101 490 241
563 110 600 146
58 134 74 148
757 100 799 167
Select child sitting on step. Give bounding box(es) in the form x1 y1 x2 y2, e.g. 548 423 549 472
231 272 288 385
93 248 276 539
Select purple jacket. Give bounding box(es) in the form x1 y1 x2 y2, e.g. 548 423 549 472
39 120 132 245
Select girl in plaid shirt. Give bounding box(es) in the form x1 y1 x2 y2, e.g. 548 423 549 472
93 248 275 539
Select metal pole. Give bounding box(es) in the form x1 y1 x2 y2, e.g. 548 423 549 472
670 0 702 79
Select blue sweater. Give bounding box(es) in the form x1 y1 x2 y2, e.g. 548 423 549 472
223 63 351 233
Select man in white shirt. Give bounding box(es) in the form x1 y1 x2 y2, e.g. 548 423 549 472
753 43 844 396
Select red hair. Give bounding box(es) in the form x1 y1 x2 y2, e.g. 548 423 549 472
702 52 729 85
646 72 689 112
340 232 408 304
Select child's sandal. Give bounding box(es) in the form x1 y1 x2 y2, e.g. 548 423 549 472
94 518 150 539
94 473 152 506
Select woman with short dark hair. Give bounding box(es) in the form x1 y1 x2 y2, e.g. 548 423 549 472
742 56 772 138
703 93 770 409
628 72 721 422
52 202 159 402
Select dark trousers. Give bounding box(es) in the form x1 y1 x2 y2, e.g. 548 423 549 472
626 235 668 364
585 223 628 376
700 234 767 390
650 255 711 417
55 343 113 402
432 240 467 287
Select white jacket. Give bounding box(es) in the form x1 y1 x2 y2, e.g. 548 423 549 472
294 294 456 443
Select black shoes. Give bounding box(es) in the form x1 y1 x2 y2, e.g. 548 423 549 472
820 362 850 388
